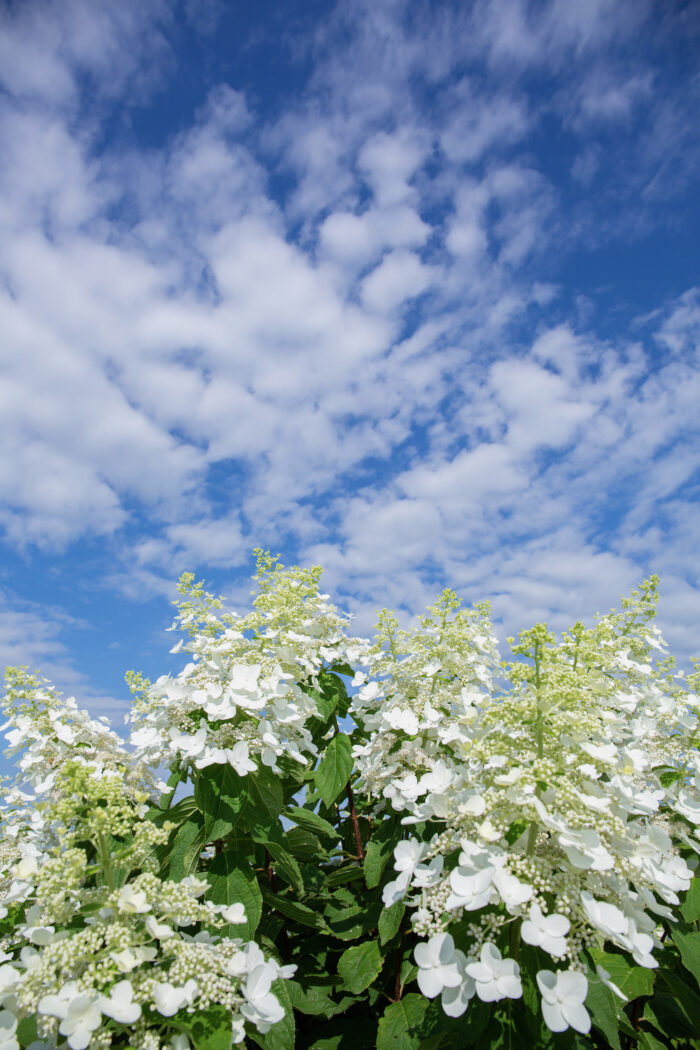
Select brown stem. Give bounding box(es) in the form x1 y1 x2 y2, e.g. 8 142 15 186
264 848 277 891
264 849 291 960
346 781 364 862
393 936 403 1001
624 997 644 1050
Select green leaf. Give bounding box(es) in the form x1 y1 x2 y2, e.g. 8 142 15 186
636 1032 667 1050
249 767 285 818
16 1016 38 1047
505 819 530 846
167 815 206 880
364 819 401 889
658 769 683 787
682 877 700 923
590 950 655 1001
249 979 295 1050
337 940 383 994
585 980 621 1050
262 888 324 929
379 902 405 945
285 981 356 1018
671 928 700 987
376 994 429 1050
194 765 248 840
287 805 340 841
256 836 305 895
643 992 697 1041
653 966 700 1038
151 795 198 826
285 827 324 861
319 671 351 718
325 864 364 887
188 1004 232 1050
325 896 381 941
206 850 262 939
314 734 353 807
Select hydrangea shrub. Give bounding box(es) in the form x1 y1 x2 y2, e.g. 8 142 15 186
1 553 698 1050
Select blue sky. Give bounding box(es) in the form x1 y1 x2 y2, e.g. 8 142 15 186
1 0 699 733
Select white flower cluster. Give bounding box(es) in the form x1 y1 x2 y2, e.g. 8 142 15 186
0 669 159 889
128 554 369 779
0 746 292 1050
358 579 699 1034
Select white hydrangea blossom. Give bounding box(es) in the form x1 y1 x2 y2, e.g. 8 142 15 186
128 553 369 779
355 579 699 1032
0 737 293 1050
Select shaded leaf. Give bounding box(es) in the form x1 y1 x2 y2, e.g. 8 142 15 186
249 768 285 818
364 819 401 889
337 940 383 994
681 877 700 923
377 994 429 1050
287 805 340 841
194 765 248 840
585 980 621 1050
379 902 405 945
168 815 206 881
206 850 262 940
262 888 324 929
671 928 700 987
188 1004 232 1050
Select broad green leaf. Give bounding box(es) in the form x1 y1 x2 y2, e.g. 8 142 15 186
194 765 248 840
589 950 655 1001
376 994 429 1050
318 671 351 718
379 901 405 945
285 827 324 861
325 864 364 887
249 767 285 818
363 819 401 889
254 834 305 894
636 1031 667 1050
262 888 324 929
658 769 683 787
314 734 353 807
585 980 620 1050
168 815 206 880
671 928 700 987
682 877 700 923
16 1017 38 1046
151 794 198 825
655 966 700 1037
285 981 356 1017
188 1004 232 1050
643 992 697 1041
337 940 383 994
206 850 262 939
328 662 355 678
287 805 340 841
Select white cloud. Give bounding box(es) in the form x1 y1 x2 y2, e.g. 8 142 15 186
361 250 437 313
0 0 698 712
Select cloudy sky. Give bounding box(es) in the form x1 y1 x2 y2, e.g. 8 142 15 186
1 0 699 728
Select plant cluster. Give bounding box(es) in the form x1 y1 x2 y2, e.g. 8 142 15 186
1 553 699 1050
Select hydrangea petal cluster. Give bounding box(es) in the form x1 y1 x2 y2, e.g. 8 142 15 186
128 553 369 780
0 697 293 1050
354 578 699 1032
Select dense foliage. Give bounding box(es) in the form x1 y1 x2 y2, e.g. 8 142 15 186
1 553 699 1050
